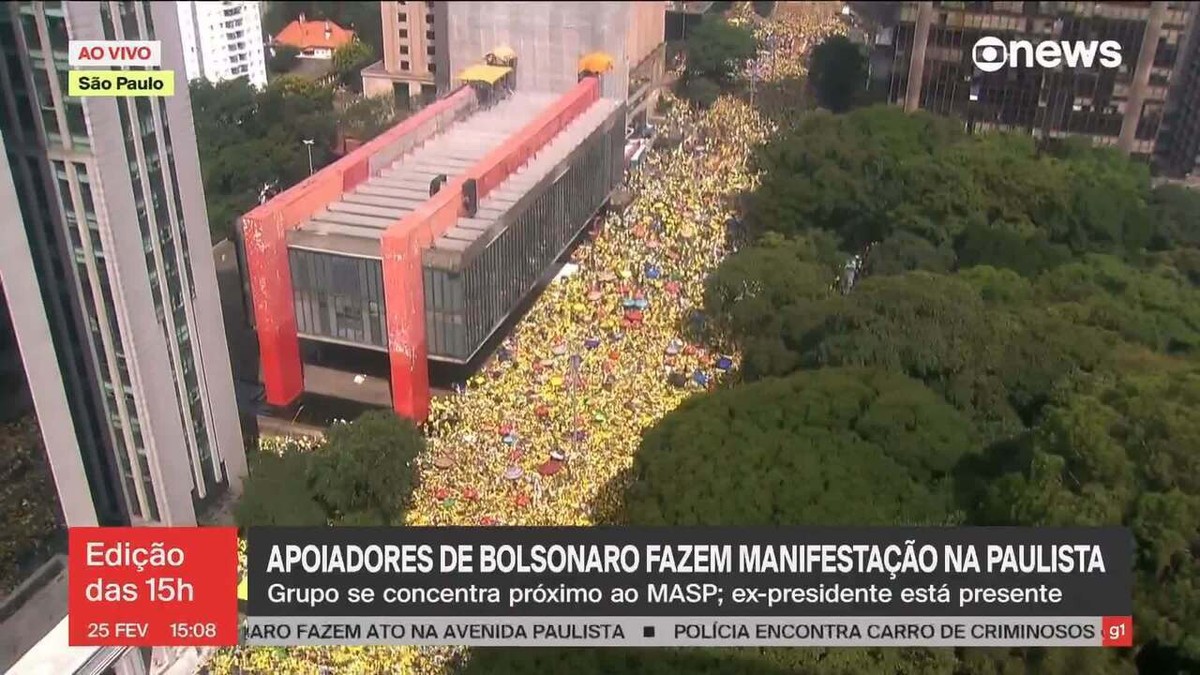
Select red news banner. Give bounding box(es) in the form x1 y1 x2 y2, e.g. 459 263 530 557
68 527 239 647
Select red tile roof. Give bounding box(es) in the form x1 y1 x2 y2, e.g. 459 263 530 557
274 16 355 52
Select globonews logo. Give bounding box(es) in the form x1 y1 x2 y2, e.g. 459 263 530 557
971 36 1122 72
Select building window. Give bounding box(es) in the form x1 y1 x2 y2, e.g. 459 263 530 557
398 12 407 22
428 63 436 74
426 45 435 56
399 28 407 38
426 30 435 40
400 45 408 55
401 60 409 70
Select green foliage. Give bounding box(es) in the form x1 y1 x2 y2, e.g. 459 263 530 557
235 411 423 528
684 18 757 84
234 450 326 527
618 367 973 527
0 416 61 595
332 39 375 92
980 367 1200 662
1146 184 1200 250
308 410 424 525
268 44 300 74
808 35 867 113
744 106 1156 262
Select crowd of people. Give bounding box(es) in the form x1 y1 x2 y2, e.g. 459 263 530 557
210 4 846 673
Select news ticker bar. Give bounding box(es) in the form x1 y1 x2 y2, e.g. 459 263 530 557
244 616 1135 648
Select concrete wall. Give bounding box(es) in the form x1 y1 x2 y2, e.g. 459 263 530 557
445 1 633 99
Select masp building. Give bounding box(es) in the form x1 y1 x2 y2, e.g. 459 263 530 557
241 59 625 421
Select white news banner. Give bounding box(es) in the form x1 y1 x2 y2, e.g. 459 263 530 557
243 616 1113 647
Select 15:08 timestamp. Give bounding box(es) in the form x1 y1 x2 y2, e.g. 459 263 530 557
170 622 219 639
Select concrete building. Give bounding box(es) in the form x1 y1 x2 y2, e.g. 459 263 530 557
0 2 245 672
882 1 1196 161
176 0 267 89
363 2 667 121
242 71 625 420
362 0 451 107
1156 8 1200 178
444 1 666 122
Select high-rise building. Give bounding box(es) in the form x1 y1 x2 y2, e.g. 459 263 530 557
882 1 1196 161
363 0 451 107
1156 9 1200 178
0 1 244 672
0 0 246 527
176 0 267 89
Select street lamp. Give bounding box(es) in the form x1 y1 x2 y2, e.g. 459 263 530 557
302 138 314 175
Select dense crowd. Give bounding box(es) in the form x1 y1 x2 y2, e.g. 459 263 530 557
210 5 846 673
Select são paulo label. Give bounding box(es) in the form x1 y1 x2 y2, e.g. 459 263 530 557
68 70 174 97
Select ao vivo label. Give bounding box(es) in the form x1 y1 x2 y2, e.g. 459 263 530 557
68 40 161 67
68 527 238 647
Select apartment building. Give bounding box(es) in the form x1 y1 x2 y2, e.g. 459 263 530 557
362 0 451 106
176 0 267 88
884 1 1196 160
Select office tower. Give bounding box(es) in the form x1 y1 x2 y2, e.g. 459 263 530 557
1157 10 1200 178
884 1 1196 160
175 0 268 89
363 0 451 106
0 1 246 532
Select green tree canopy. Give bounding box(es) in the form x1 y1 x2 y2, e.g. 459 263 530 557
808 35 867 113
332 39 375 92
684 18 757 84
268 44 300 74
189 77 336 242
980 367 1200 663
234 449 326 527
616 367 974 527
308 410 424 525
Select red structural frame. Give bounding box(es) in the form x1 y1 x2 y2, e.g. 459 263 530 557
242 77 601 421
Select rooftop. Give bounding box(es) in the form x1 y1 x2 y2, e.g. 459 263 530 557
274 15 355 52
287 92 559 256
426 98 621 268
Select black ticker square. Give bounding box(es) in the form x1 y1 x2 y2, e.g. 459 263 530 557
643 626 656 638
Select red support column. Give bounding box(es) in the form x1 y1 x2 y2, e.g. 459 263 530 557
242 215 303 407
382 227 431 421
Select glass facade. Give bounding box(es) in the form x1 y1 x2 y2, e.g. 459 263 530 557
290 249 388 348
424 112 624 361
0 2 126 523
0 0 230 525
888 1 1193 158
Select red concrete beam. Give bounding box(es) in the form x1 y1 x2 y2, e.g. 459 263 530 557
241 85 476 409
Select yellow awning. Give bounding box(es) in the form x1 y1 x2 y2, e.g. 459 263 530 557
458 64 512 85
237 576 248 602
578 52 614 74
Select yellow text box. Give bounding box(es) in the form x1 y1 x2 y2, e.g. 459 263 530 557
68 70 174 97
